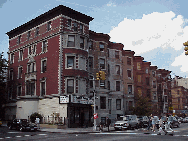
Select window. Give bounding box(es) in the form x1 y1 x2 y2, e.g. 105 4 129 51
68 19 71 27
116 65 120 75
128 85 132 94
47 21 52 31
100 80 105 89
17 35 21 44
153 81 156 88
28 46 32 55
100 96 106 109
67 79 74 94
89 57 93 68
115 51 119 59
41 81 46 96
116 81 120 91
129 101 133 110
80 24 83 33
33 45 36 53
137 62 141 70
116 99 121 110
79 56 86 70
164 96 168 102
152 71 156 77
99 58 105 69
89 41 93 50
177 90 179 95
127 57 131 65
35 27 39 36
31 62 36 72
127 70 131 78
10 53 14 64
153 92 156 100
27 64 31 73
137 75 141 82
89 76 93 88
74 23 78 31
67 35 75 47
100 43 104 51
17 85 22 96
26 81 35 96
18 66 22 79
19 50 23 61
67 56 74 68
80 37 84 49
146 68 148 73
108 81 110 90
146 77 149 85
27 31 30 40
41 60 47 73
147 89 151 98
42 41 47 52
79 79 86 94
108 99 112 114
10 69 13 80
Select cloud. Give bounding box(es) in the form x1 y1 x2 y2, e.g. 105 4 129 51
109 11 188 75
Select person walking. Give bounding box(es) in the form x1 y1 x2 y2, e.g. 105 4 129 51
147 114 152 131
157 116 167 135
35 116 40 129
151 115 156 132
165 116 174 134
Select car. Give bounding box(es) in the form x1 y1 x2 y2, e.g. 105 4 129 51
183 117 188 123
7 119 38 132
114 115 139 130
137 116 149 128
168 116 180 128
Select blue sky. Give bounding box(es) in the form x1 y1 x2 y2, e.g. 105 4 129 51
0 0 188 78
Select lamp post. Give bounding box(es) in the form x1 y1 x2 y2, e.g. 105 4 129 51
93 77 96 131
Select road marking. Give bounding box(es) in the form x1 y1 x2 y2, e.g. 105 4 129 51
38 134 47 136
0 138 4 140
25 135 30 137
16 136 22 137
5 137 12 138
8 132 20 133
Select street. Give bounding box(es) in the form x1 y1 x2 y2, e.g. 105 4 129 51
0 123 187 141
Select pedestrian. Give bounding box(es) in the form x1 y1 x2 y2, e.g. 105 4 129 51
106 117 111 132
157 116 167 135
165 116 174 134
151 115 156 132
35 116 40 129
147 114 152 131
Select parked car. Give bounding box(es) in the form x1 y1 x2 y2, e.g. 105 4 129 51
183 117 188 123
168 116 180 128
7 119 38 132
137 116 149 128
114 115 139 130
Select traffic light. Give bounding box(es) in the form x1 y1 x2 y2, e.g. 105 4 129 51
183 41 188 55
99 71 106 80
96 72 100 80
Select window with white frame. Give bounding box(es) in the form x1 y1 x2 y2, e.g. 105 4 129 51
28 46 32 55
17 85 22 96
18 66 22 79
68 19 71 27
152 71 156 77
89 56 93 68
100 43 104 51
67 56 75 69
127 70 131 78
99 58 105 69
10 53 14 64
35 27 39 37
27 31 30 40
153 92 156 100
26 81 35 96
164 96 168 102
116 81 120 91
41 59 47 73
79 56 86 70
17 35 21 44
116 65 120 75
89 76 93 88
42 40 47 52
128 85 132 94
47 21 52 31
67 35 75 47
146 68 148 73
19 50 23 61
80 37 84 49
33 45 36 53
89 41 93 50
67 79 74 94
40 81 46 96
31 62 36 72
27 64 31 73
116 99 121 110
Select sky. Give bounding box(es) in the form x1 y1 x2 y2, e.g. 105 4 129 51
0 0 188 78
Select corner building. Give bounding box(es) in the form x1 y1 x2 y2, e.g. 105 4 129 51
6 5 94 127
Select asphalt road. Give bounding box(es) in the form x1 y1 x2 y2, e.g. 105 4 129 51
0 123 188 141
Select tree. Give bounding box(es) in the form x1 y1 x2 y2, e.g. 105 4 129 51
131 96 152 116
0 52 8 119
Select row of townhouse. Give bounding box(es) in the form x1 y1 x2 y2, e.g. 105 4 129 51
5 5 187 128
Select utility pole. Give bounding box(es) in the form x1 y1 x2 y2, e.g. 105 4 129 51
93 77 96 131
